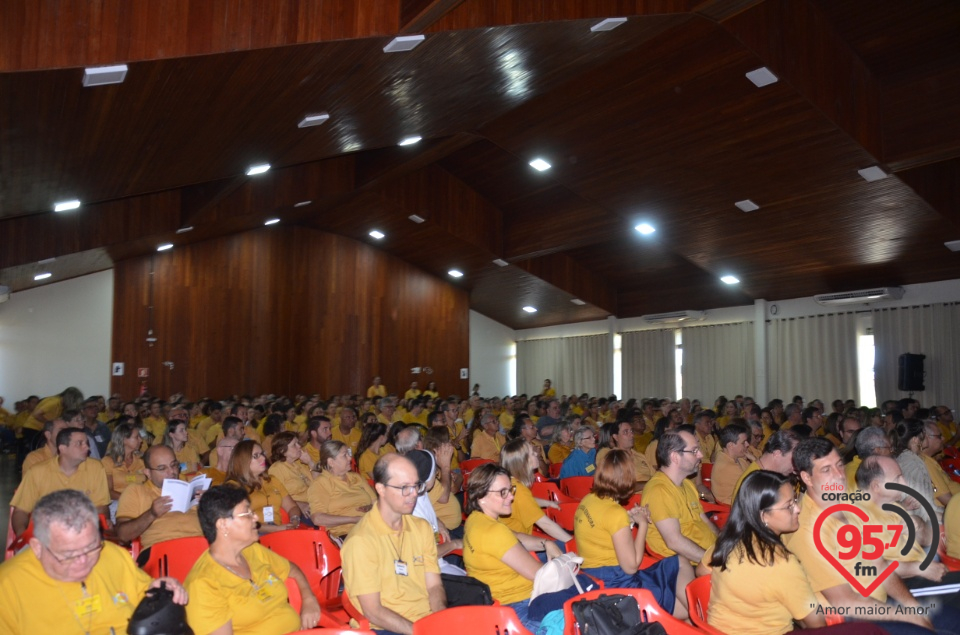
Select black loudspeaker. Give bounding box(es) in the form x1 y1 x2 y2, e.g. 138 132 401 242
898 353 926 392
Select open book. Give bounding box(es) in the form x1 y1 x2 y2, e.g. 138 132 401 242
161 473 212 513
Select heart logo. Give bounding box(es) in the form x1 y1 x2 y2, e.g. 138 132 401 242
812 503 899 597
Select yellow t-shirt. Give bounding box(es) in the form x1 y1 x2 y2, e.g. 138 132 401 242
732 460 761 502
703 543 818 635
549 443 572 465
428 472 463 530
402 411 429 427
302 442 321 466
0 541 151 635
845 456 862 490
404 389 422 400
697 432 718 464
422 390 439 399
783 497 887 604
367 385 388 398
174 444 202 473
463 511 532 604
101 455 147 496
116 481 203 549
643 471 716 558
849 500 925 563
267 460 316 503
21 445 55 474
596 448 654 483
11 457 110 512
342 507 440 629
204 423 224 448
921 452 960 499
23 395 62 432
225 477 290 526
307 471 377 537
633 432 653 454
938 420 959 445
357 449 380 481
500 478 544 535
574 493 629 568
185 543 300 635
143 416 167 441
645 439 659 470
543 388 556 398
470 432 506 462
711 452 748 505
946 495 960 559
331 425 362 455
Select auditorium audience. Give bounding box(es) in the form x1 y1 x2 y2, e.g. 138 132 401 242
224 439 300 533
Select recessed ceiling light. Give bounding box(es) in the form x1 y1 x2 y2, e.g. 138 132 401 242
398 136 422 146
529 158 551 172
38 257 56 265
293 200 312 208
522 306 538 313
82 64 128 87
369 230 385 240
492 259 509 267
298 113 330 128
264 218 280 226
635 223 656 235
34 272 52 281
571 299 586 306
246 163 271 176
745 67 778 88
448 269 464 278
858 166 888 182
590 17 627 32
157 243 174 252
175 226 194 234
735 199 760 212
408 214 426 223
384 35 425 53
945 240 960 252
720 275 740 285
53 199 81 212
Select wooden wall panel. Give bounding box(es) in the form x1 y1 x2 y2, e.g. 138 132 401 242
110 225 469 400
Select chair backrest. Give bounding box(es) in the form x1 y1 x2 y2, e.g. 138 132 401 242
261 528 340 605
700 502 731 529
621 493 642 509
5 511 33 561
685 574 719 632
559 476 594 500
413 605 534 635
562 588 701 635
546 501 580 532
142 536 210 581
701 463 713 488
285 576 302 612
531 481 576 504
341 590 372 629
549 463 563 479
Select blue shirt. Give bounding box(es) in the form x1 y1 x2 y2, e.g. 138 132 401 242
559 448 596 479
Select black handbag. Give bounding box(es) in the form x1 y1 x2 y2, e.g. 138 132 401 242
571 593 667 635
440 573 495 607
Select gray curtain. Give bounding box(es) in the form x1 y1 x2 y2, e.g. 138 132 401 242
767 312 859 404
621 329 677 400
681 322 755 404
517 334 612 397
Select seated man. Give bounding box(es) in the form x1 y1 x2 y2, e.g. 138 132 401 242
644 427 718 561
209 415 244 470
732 429 800 501
116 445 203 563
11 428 110 536
470 414 506 463
0 490 186 634
785 438 957 635
920 421 960 509
21 413 82 473
846 426 894 489
693 411 718 463
711 423 751 505
342 454 446 634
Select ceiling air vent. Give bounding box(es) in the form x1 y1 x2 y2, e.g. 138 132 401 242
641 310 706 324
814 287 905 306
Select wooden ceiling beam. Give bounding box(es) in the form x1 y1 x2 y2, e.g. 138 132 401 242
400 0 468 34
513 252 618 316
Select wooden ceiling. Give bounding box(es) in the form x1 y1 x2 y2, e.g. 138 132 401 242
2 0 959 329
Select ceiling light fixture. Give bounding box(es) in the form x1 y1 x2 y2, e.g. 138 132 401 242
492 259 509 267
264 218 280 226
635 223 656 235
384 35 425 53
571 299 586 306
858 166 888 182
298 113 330 128
945 240 960 252
82 64 128 87
720 275 740 285
408 214 426 223
38 257 56 265
53 199 81 212
529 158 551 172
34 272 52 281
522 306 538 313
590 17 627 32
745 67 778 88
369 230 385 240
735 199 760 212
157 243 174 252
293 200 312 208
175 226 194 234
448 269 464 278
246 163 271 176
398 136 422 146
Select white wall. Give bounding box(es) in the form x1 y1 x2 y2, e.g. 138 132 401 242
0 271 113 402
469 310 517 396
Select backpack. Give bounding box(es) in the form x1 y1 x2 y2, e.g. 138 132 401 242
571 593 667 635
441 573 494 607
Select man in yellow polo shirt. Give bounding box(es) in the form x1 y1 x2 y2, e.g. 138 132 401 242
11 428 110 536
693 411 718 463
22 414 83 474
0 489 187 635
470 414 506 463
332 407 362 455
367 376 388 399
116 445 203 560
342 454 445 633
644 428 718 561
921 421 960 508
732 429 800 502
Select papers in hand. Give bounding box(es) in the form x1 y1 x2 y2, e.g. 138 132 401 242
161 474 211 513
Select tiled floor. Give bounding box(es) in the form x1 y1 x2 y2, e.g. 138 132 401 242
0 453 20 562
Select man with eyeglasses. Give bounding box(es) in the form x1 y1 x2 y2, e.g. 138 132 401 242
11 427 110 537
0 489 187 634
642 427 718 562
732 429 800 501
845 426 894 491
342 453 446 635
920 420 960 508
115 445 203 564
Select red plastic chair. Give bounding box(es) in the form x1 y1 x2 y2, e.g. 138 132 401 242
413 605 534 635
560 476 594 501
700 463 713 489
460 458 494 488
622 493 642 509
701 502 731 529
943 447 959 459
940 458 960 483
937 531 960 572
260 528 349 620
286 576 302 612
141 535 210 581
341 590 373 630
685 574 728 635
6 505 33 560
549 463 563 479
546 501 580 532
563 588 701 635
531 480 577 504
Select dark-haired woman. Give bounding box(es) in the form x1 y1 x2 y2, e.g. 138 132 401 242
895 419 940 518
355 421 388 481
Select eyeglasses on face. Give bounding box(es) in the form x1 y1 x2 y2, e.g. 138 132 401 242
232 510 257 520
251 451 266 460
678 447 703 455
45 540 104 565
383 482 427 496
487 484 517 499
147 462 181 472
765 497 800 513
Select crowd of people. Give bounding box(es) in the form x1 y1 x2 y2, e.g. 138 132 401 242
1 381 960 635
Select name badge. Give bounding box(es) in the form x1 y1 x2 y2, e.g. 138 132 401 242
75 594 102 616
255 585 275 602
263 507 275 524
394 560 408 576
585 464 595 474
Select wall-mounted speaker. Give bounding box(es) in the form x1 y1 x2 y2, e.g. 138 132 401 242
898 353 925 392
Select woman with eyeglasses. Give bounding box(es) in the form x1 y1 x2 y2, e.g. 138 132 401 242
185 485 321 634
558 427 597 479
305 440 376 538
463 463 579 632
267 431 317 520
224 440 300 534
548 421 574 466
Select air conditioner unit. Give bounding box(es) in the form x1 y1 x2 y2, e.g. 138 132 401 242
0 285 9 303
641 310 706 324
814 287 905 306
